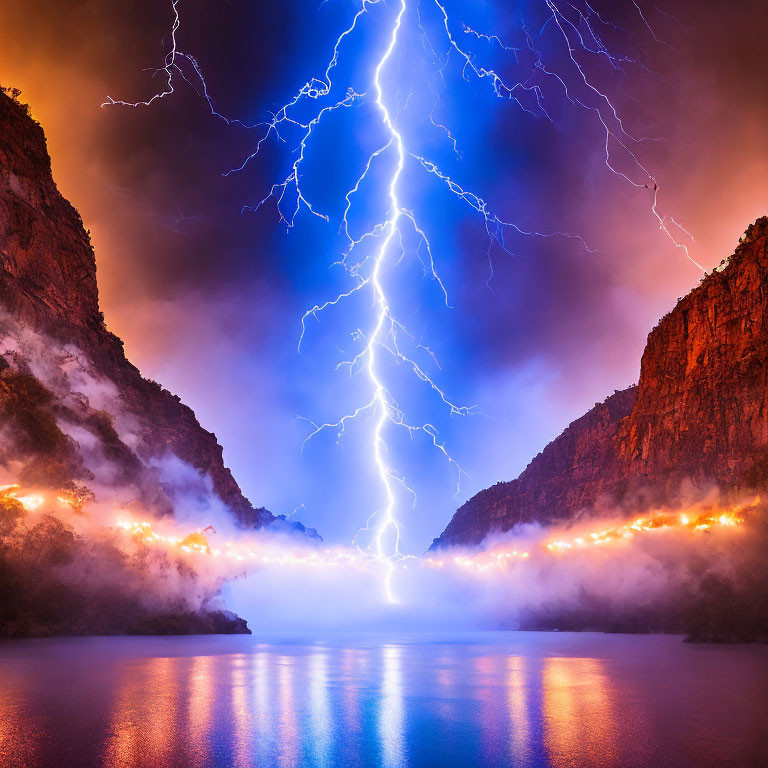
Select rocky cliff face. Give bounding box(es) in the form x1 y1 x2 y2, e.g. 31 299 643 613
435 387 639 547
615 218 768 494
435 217 768 548
0 90 316 539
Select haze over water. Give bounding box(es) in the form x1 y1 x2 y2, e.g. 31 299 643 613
0 633 766 768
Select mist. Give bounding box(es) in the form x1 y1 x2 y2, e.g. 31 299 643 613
1 310 763 641
209 501 765 639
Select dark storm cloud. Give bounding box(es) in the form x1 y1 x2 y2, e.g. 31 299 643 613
1 0 314 298
2 0 765 340
445 0 768 381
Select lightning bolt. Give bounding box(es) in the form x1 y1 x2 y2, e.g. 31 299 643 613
104 0 702 603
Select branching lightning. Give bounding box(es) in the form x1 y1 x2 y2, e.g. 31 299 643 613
104 0 703 602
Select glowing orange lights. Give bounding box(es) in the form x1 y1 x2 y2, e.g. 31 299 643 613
115 519 394 571
541 510 743 554
0 483 750 578
114 507 746 575
0 484 44 511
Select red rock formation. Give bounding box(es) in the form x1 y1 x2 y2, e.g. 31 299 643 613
0 90 316 538
616 218 768 493
0 95 100 338
435 218 768 548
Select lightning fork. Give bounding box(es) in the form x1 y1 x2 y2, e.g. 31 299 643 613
105 0 700 603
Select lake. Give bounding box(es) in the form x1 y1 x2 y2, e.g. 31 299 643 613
0 632 766 767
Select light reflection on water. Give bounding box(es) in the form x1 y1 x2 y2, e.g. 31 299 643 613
0 632 766 768
308 650 331 768
379 645 404 768
507 655 532 766
542 657 619 768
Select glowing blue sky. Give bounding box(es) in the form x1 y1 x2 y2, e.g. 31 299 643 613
1 0 766 550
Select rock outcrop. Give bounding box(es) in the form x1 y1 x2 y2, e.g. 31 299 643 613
0 89 317 539
435 217 768 548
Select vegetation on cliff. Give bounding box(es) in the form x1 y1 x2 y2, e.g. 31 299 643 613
0 497 250 637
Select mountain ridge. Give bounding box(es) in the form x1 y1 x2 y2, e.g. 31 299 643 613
434 217 768 548
0 88 317 539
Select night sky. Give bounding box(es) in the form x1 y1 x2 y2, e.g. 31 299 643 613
1 0 766 550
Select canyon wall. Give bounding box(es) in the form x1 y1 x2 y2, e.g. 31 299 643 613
435 217 768 547
0 89 316 538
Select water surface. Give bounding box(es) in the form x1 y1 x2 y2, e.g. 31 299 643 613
0 632 766 767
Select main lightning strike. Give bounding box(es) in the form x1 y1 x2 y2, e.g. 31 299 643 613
292 1 482 604
363 0 409 601
104 0 703 602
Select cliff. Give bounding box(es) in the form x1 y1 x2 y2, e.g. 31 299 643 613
435 217 768 548
0 89 316 539
0 88 323 635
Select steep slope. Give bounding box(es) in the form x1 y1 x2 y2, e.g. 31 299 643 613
0 89 316 537
614 217 768 492
435 217 768 548
435 387 638 547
